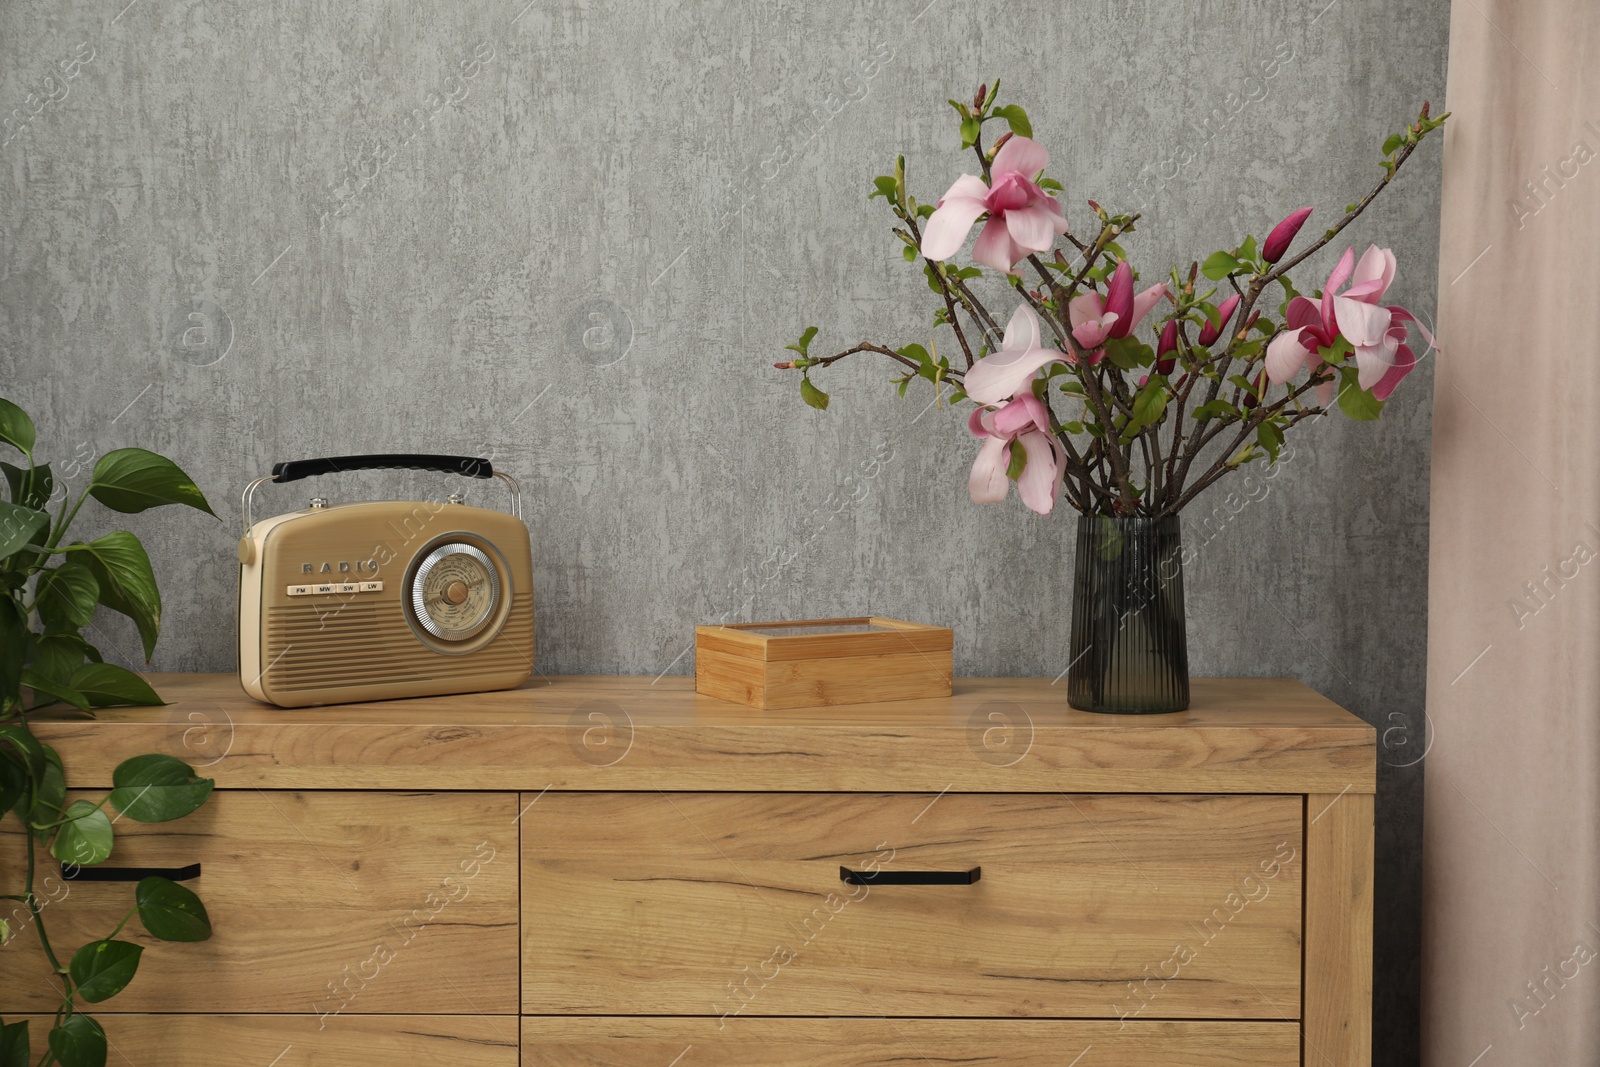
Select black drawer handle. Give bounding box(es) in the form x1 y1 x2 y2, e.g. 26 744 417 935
840 866 980 886
61 863 201 882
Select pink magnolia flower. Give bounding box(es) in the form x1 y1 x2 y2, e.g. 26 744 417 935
1067 262 1168 358
1266 245 1435 403
963 305 1065 405
1327 245 1433 399
967 392 1066 515
920 136 1070 274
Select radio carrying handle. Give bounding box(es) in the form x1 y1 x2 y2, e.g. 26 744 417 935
241 454 521 531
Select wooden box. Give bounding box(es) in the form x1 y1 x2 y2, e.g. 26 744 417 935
694 617 953 709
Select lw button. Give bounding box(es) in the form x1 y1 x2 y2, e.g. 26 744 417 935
359 581 383 592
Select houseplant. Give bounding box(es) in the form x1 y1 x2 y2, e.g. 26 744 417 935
0 397 217 1067
777 83 1444 712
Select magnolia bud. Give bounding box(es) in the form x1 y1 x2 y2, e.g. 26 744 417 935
1104 261 1135 339
1242 370 1266 409
974 83 988 109
1261 207 1312 264
1197 295 1240 347
991 131 1013 155
1156 319 1179 374
1238 311 1260 340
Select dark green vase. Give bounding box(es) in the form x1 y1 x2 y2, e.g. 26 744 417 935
1067 513 1190 714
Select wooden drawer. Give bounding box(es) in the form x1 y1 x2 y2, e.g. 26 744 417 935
10 1015 518 1066
521 792 1302 1018
0 791 518 1014
520 1017 1301 1065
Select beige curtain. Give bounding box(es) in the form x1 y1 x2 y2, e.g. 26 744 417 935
1424 1 1600 1063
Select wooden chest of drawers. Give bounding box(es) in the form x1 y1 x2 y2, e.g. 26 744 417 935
0 674 1374 1066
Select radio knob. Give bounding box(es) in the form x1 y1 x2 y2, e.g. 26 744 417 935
236 537 255 565
445 581 469 605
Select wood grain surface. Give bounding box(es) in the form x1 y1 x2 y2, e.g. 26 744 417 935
0 792 519 1014
1303 790 1375 1066
519 1017 1301 1066
521 791 1303 1018
12 1014 518 1066
23 674 1375 794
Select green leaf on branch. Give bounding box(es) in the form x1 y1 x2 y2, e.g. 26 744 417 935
1037 177 1063 192
1126 382 1169 435
0 757 25 817
1103 337 1154 371
1320 336 1354 365
71 664 163 709
800 375 830 411
868 175 898 202
1192 399 1241 421
0 503 48 560
1005 440 1028 480
137 876 212 942
36 746 65 822
1201 252 1242 280
0 725 47 784
89 449 215 517
72 532 161 661
69 940 143 1004
1257 421 1285 464
1225 443 1262 468
1336 366 1385 421
960 115 981 148
51 799 113 866
29 635 87 691
1382 133 1404 155
2 461 52 509
20 670 90 713
0 400 34 459
898 343 931 368
1237 235 1259 265
0 1017 28 1067
991 104 1032 138
109 754 213 823
784 326 818 358
1276 275 1302 314
36 563 99 631
1232 338 1265 361
48 1014 106 1067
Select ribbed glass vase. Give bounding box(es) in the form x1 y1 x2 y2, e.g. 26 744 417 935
1067 513 1189 714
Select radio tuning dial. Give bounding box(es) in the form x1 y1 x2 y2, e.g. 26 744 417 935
407 540 503 644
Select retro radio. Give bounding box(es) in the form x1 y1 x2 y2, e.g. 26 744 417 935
236 454 534 707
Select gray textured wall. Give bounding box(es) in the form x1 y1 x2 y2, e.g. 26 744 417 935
2 0 1447 1059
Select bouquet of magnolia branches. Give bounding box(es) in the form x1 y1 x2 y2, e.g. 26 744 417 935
777 82 1445 517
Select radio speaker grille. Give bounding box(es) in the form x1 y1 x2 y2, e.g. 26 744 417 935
263 599 534 693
